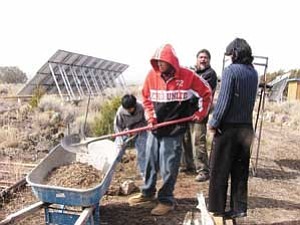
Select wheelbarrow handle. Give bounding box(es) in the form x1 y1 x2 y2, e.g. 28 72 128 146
111 116 193 138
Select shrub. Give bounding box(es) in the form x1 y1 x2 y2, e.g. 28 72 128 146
29 86 45 108
39 95 63 112
91 96 121 136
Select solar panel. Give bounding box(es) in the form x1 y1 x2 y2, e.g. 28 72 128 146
18 49 129 101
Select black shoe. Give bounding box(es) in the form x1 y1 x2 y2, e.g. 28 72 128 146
224 210 247 219
179 167 195 173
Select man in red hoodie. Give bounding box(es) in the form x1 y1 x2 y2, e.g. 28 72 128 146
128 44 212 215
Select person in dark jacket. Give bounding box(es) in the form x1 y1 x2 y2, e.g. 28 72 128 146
114 94 147 177
207 38 258 220
181 49 217 182
128 44 212 216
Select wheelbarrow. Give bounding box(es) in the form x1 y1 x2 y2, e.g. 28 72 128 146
25 140 121 224
2 117 193 224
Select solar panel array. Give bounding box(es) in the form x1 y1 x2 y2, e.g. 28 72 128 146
18 50 129 101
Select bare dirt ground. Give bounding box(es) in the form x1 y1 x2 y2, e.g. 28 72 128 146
0 120 299 225
0 88 299 225
100 122 300 225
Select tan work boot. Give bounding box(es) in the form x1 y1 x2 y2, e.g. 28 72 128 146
128 193 155 205
209 212 225 225
151 203 174 216
212 216 224 225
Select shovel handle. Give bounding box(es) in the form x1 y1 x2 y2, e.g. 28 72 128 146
66 116 194 149
111 116 193 138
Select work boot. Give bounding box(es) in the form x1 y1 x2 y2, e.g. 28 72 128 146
195 172 209 182
151 203 174 216
209 212 225 225
211 216 224 225
128 193 155 205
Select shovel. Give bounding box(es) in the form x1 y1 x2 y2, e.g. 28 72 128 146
61 116 193 153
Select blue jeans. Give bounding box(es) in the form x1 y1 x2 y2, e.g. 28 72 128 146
115 131 147 176
141 132 183 205
134 131 148 176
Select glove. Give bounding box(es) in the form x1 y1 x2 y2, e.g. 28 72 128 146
124 128 133 137
148 117 157 127
192 111 204 122
115 136 125 149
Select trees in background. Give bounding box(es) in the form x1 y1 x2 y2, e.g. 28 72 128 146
289 69 300 79
0 66 27 83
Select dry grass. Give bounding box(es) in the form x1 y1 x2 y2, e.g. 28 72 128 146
32 111 52 128
73 110 98 136
263 100 300 131
38 95 65 112
89 95 105 112
0 127 20 148
0 84 23 96
38 95 76 125
265 100 300 114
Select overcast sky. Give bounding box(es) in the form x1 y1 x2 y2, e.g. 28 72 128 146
0 0 299 84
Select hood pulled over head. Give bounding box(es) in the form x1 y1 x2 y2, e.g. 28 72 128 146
150 44 180 75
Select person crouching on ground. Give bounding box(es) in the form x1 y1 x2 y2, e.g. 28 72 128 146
114 94 148 178
128 44 212 216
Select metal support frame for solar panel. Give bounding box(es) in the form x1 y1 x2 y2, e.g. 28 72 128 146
17 50 129 101
222 55 268 177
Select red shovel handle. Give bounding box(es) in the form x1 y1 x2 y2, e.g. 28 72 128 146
111 116 193 138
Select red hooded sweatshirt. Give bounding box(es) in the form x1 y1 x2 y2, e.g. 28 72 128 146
142 44 212 137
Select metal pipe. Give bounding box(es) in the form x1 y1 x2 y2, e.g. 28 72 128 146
90 69 101 93
71 67 85 97
80 68 95 96
49 63 64 100
69 66 83 98
57 64 72 100
0 201 47 225
61 66 76 99
253 57 268 175
74 207 94 225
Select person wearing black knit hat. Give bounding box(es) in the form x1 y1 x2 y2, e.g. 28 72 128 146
207 38 258 220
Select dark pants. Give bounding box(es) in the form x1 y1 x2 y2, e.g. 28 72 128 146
208 124 254 214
